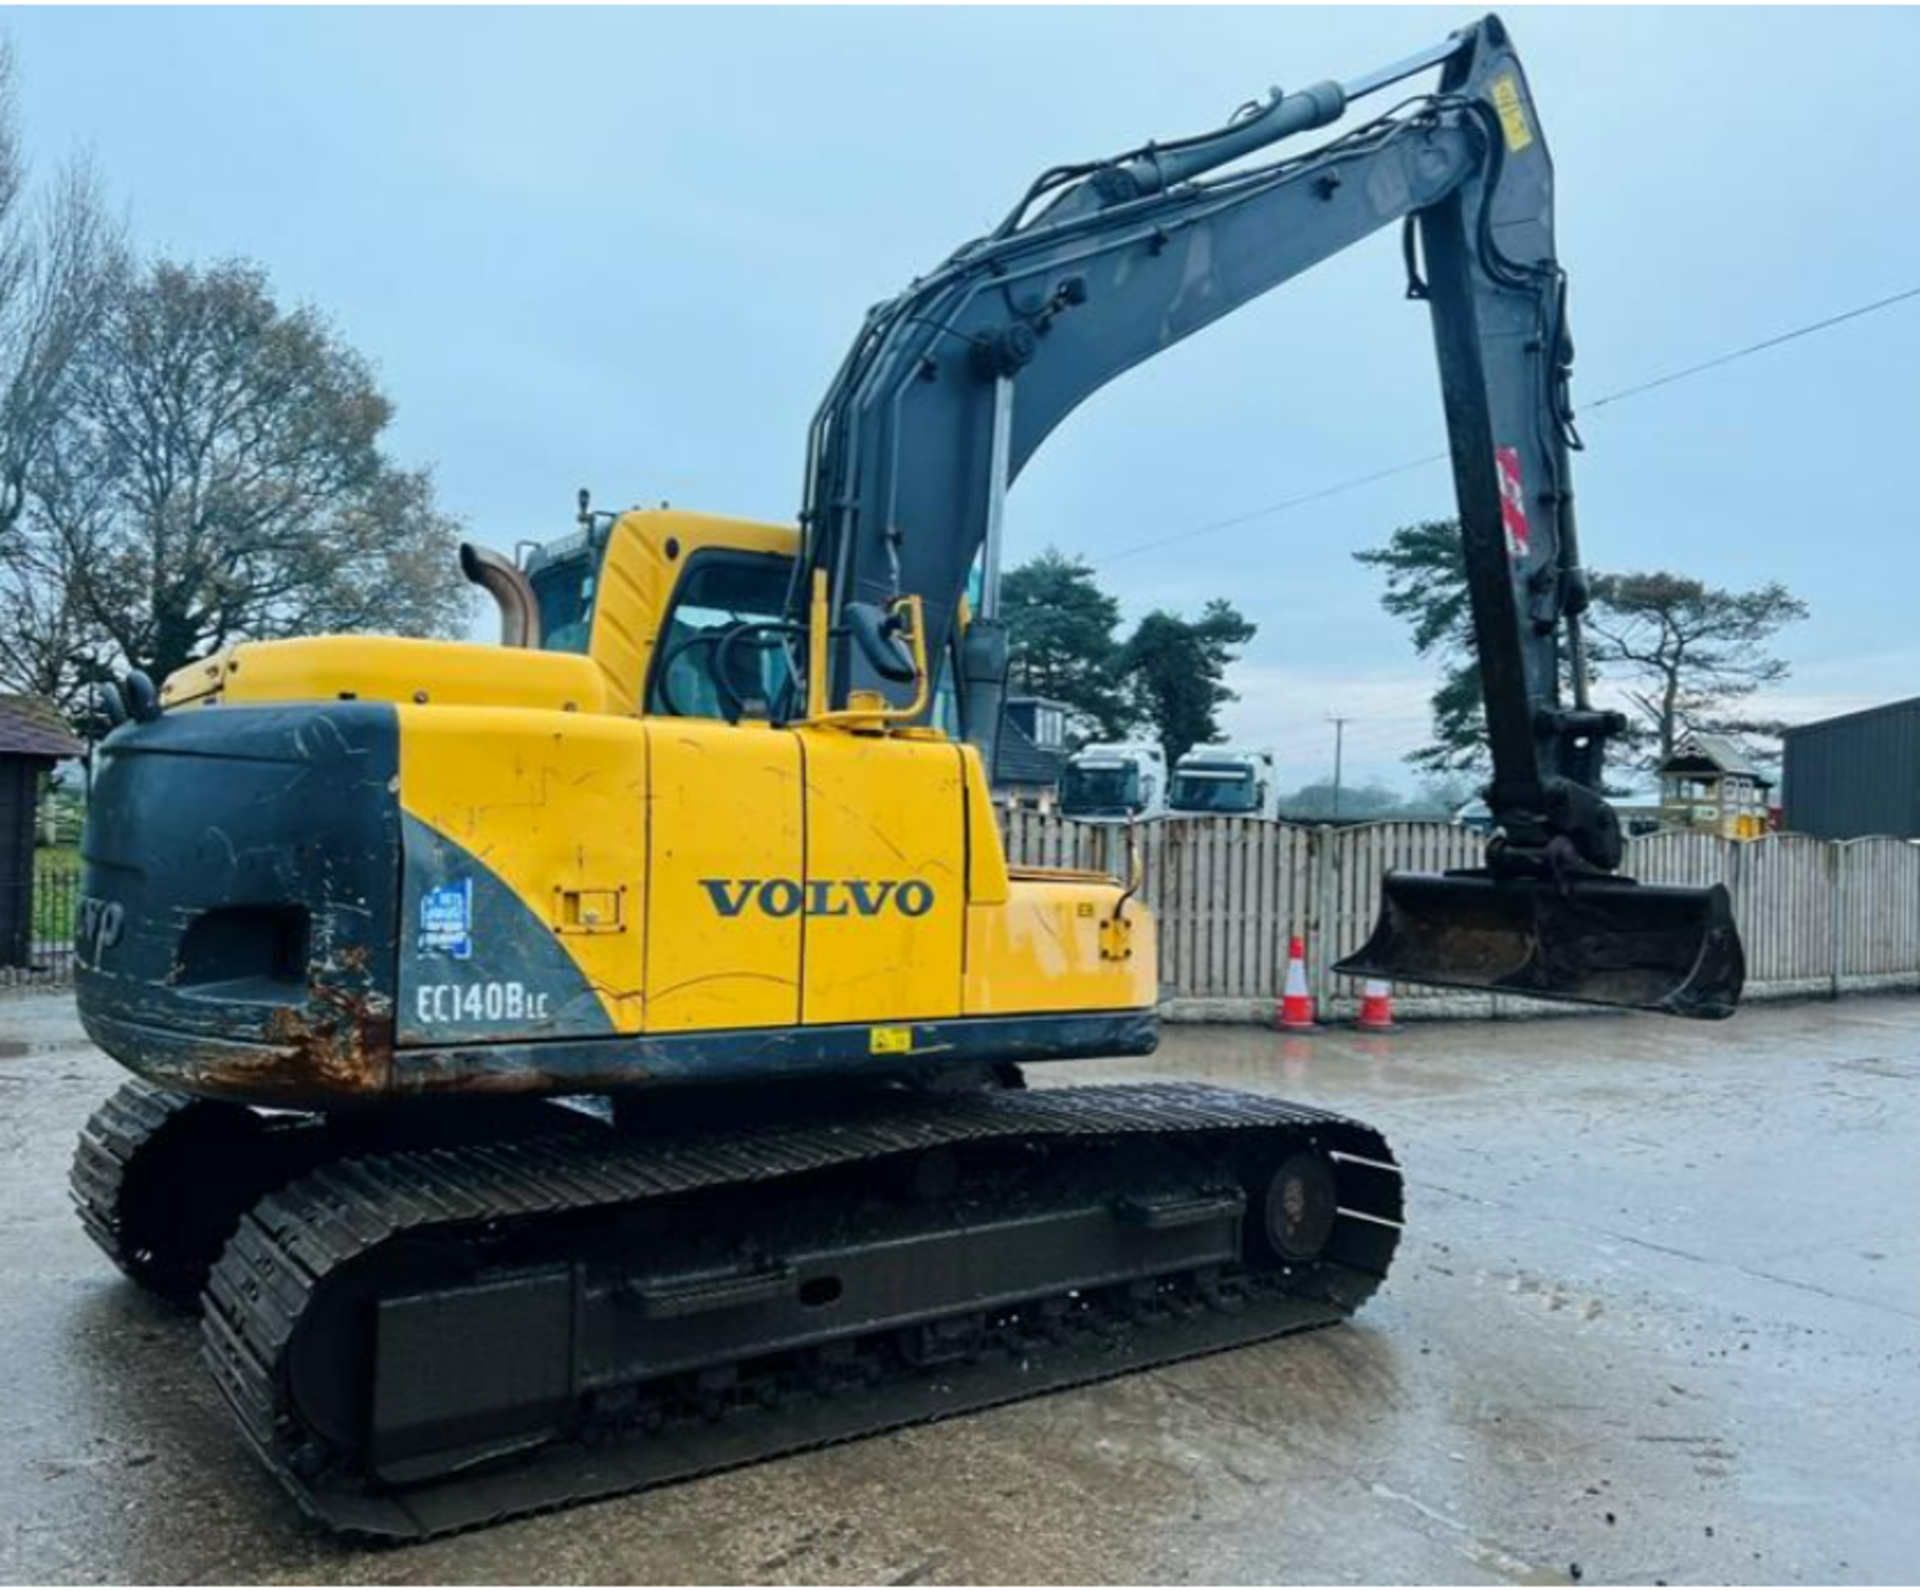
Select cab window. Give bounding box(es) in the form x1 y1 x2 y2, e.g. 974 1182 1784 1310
648 551 795 720
1063 763 1142 817
527 534 601 655
1170 768 1258 814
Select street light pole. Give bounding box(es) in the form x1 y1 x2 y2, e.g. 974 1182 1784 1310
1328 714 1350 818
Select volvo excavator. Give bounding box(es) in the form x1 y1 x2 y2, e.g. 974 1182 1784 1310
69 17 1743 1538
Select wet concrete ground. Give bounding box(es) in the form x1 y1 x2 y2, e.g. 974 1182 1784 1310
1 992 1915 1585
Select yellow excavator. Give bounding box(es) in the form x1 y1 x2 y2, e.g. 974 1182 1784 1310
70 16 1741 1538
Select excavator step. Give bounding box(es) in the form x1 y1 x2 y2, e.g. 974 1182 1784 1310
200 1081 1401 1539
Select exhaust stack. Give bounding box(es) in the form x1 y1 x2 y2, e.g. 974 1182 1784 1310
460 542 541 650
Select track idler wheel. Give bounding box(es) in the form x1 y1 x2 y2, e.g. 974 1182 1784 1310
1249 1150 1339 1266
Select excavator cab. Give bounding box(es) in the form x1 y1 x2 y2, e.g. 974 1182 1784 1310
482 509 809 725
1340 870 1744 1019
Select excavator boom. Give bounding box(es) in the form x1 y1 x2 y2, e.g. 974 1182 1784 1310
792 14 1743 1017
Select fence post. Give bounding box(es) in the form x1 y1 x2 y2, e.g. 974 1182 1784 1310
1723 833 1744 1004
1308 825 1336 1011
1829 840 1844 1000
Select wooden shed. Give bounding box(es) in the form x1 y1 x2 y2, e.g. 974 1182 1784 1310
0 695 83 968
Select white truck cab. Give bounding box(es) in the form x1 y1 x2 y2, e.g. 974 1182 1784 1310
1168 745 1281 820
1060 742 1168 824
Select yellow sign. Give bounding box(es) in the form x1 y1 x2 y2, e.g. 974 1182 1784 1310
1491 75 1534 153
869 1025 915 1055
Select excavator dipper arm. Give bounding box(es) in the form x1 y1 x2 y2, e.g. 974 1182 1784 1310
794 14 1743 1017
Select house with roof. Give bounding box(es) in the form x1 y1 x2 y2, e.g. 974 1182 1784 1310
1657 731 1774 840
1 695 84 968
992 696 1071 811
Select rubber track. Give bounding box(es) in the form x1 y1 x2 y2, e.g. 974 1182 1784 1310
69 1081 202 1279
203 1082 1401 1539
71 1082 326 1305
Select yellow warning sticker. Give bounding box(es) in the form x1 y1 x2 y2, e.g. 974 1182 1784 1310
869 1025 914 1056
1491 74 1534 153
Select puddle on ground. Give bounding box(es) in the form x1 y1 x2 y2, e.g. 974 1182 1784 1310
1836 1055 1920 1081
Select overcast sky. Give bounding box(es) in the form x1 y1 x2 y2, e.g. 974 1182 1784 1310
9 7 1917 785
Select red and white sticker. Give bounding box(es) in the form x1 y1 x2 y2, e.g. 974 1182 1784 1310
1495 445 1530 558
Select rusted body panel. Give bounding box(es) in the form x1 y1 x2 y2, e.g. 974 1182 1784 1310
84 1007 1155 1109
75 705 402 1100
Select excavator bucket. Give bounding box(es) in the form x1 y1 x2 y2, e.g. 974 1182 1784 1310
1337 872 1744 1020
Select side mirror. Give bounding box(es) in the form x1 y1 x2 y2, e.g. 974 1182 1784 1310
845 601 917 684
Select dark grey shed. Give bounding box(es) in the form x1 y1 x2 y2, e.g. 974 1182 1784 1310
0 695 83 967
1783 696 1920 840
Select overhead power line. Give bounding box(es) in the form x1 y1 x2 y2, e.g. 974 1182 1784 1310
1585 284 1920 412
1107 453 1447 562
1104 283 1920 565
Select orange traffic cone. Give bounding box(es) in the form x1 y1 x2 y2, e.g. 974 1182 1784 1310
1355 977 1395 1031
1275 935 1315 1031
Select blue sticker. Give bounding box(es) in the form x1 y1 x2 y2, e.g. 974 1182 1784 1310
419 878 474 960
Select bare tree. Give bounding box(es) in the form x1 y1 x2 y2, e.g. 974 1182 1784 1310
1585 571 1809 768
0 39 121 542
0 516 105 710
1 392 120 712
8 257 472 693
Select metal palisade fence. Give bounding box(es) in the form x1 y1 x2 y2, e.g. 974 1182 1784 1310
999 812 1920 1018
